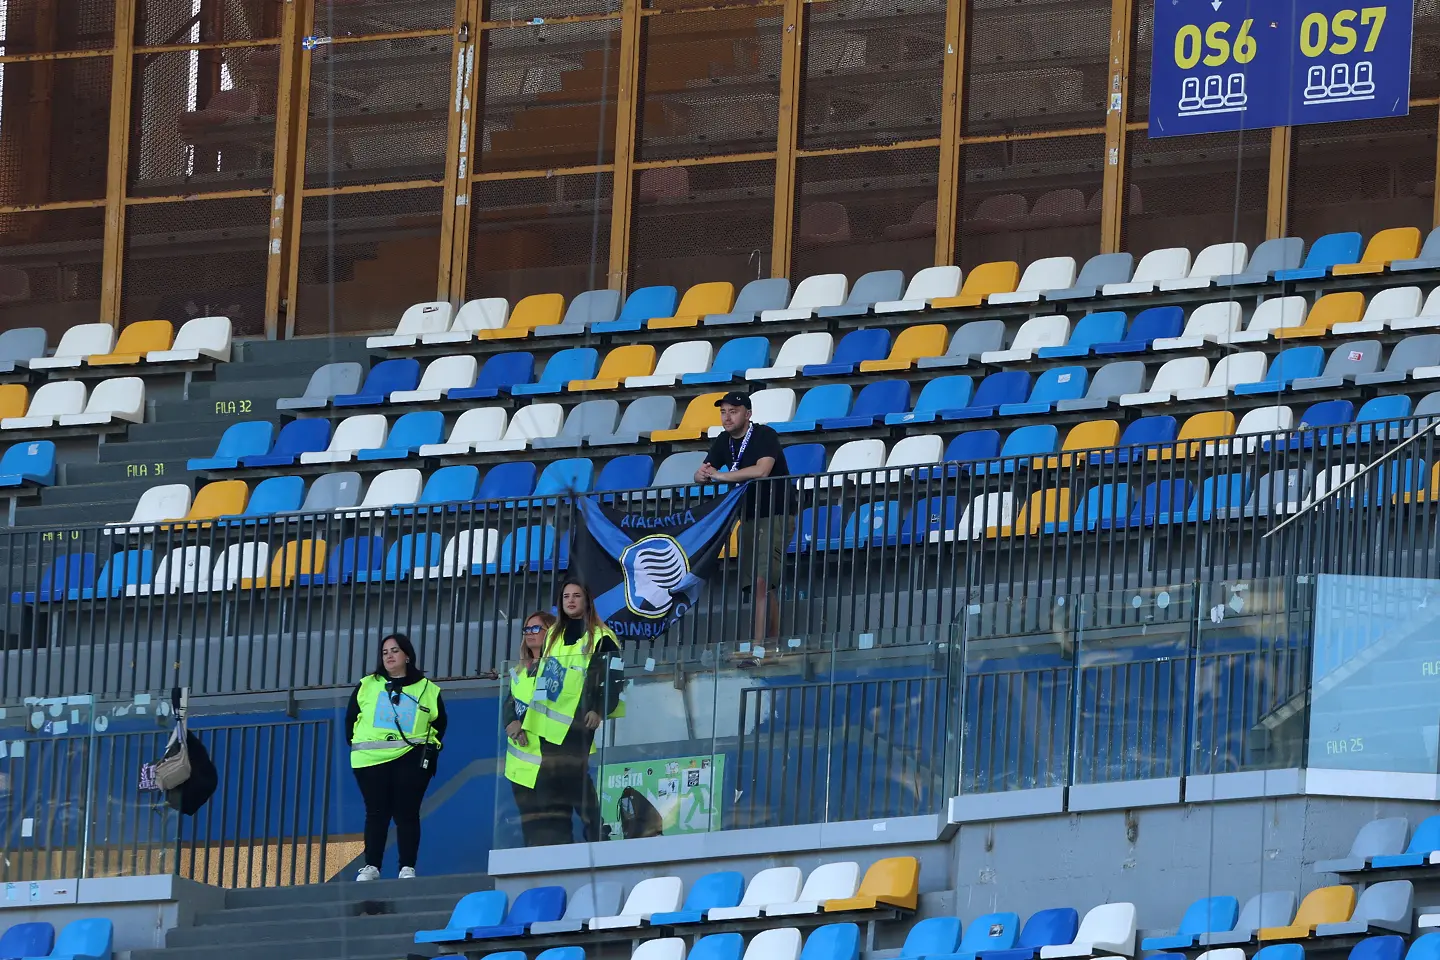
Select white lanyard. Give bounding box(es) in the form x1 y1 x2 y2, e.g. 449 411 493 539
729 423 754 467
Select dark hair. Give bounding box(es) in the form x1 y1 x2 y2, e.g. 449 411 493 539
521 611 557 665
550 578 604 646
372 632 419 678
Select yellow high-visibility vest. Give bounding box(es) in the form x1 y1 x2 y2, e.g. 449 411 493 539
350 675 442 769
521 625 618 745
504 664 544 788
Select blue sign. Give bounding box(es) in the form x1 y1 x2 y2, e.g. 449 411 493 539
1148 0 1413 137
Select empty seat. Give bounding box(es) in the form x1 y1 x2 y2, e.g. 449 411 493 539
742 388 798 432
982 315 1070 363
742 929 803 960
773 384 852 434
30 322 115 369
477 461 537 500
1051 420 1120 466
414 890 508 944
1001 366 1087 415
931 492 1013 542
930 261 1019 308
413 464 480 507
467 886 568 940
2 380 86 430
946 370 1029 420
531 882 624 936
59 377 145 426
653 451 708 490
277 362 364 410
653 393 725 441
763 274 849 322
1232 346 1323 395
1230 297 1308 343
805 438 885 488
821 379 908 429
990 256 1078 305
1200 892 1297 946
416 530 499 579
711 867 803 921
512 347 598 396
768 863 860 916
531 399 620 450
1104 247 1191 295
590 876 685 929
210 542 271 591
800 924 861 960
334 358 421 406
1274 231 1363 281
532 457 594 498
1040 903 1136 958
472 404 563 452
1119 357 1208 406
1397 288 1440 332
1214 236 1304 285
140 545 214 595
422 298 509 344
188 421 274 471
152 314 232 363
589 396 676 446
353 469 424 513
648 282 735 330
391 355 477 403
1272 291 1364 340
805 329 888 377
37 918 111 960
0 922 53 959
705 278 792 326
876 266 962 312
358 410 444 461
1174 353 1265 401
887 375 971 424
685 336 770 384
1161 242 1248 290
238 475 305 519
0 439 56 487
1231 405 1294 453
570 344 657 391
917 320 1006 370
982 909 1080 960
1315 883 1413 936
751 333 835 379
12 553 96 603
451 352 535 400
1372 814 1440 868
1334 226 1422 276
861 324 948 372
301 415 387 464
590 285 679 334
1291 341 1381 390
1059 361 1143 412
1316 817 1409 872
822 857 918 911
1109 415 1178 461
628 341 714 388
420 407 507 456
1153 302 1243 350
898 917 963 958
1333 286 1423 334
1038 311 1125 359
88 319 173 365
367 301 453 348
980 424 1058 475
0 327 46 373
1258 886 1356 940
183 479 249 524
594 454 654 493
1092 306 1183 354
1394 227 1440 271
480 292 566 339
1046 252 1134 301
817 270 906 319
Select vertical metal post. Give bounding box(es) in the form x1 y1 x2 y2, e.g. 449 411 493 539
607 0 643 291
1268 125 1292 239
1099 0 1134 253
99 0 137 326
933 0 967 266
264 0 303 338
440 0 480 302
448 0 485 303
770 0 805 278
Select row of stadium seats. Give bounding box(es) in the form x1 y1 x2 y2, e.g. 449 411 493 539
0 379 146 431
0 316 232 373
0 918 111 960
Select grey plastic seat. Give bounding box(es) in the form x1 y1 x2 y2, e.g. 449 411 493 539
916 320 1006 370
1045 252 1134 301
816 269 905 318
1291 340 1381 391
704 278 791 326
650 451 708 498
530 881 625 935
277 362 364 411
1200 891 1297 945
1058 361 1145 412
531 398 620 449
1214 237 1305 286
1393 227 1440 271
1230 468 1309 519
1357 335 1440 386
1315 816 1409 873
534 289 622 338
1316 880 1413 935
588 395 676 447
0 327 47 374
298 471 361 514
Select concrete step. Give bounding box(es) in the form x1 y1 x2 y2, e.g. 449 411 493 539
189 380 312 403
97 437 213 463
153 399 280 425
11 500 131 528
167 907 452 948
223 872 492 909
193 893 462 927
239 336 370 365
128 417 250 443
134 930 434 960
37 477 161 507
65 458 191 486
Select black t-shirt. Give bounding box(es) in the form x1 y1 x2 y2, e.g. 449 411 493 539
704 423 791 518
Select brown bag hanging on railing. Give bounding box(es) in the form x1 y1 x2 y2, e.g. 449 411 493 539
153 688 192 791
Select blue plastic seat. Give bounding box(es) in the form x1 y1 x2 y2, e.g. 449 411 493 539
381 533 443 581
450 352 535 400
1188 473 1250 521
1273 231 1363 280
241 418 331 468
409 464 480 510
784 443 826 477
916 430 1002 480
773 384 852 434
889 376 973 425
46 917 112 960
1000 366 1087 416
80 549 154 600
1129 479 1195 527
533 458 594 498
1092 305 1184 354
488 525 557 574
899 496 959 544
1372 814 1440 867
1350 936 1406 960
1037 311 1126 359
0 439 55 487
238 476 305 520
976 424 1058 475
477 461 537 501
591 285 680 334
1143 896 1241 951
334 357 421 407
595 454 654 494
1277 399 1353 449
512 347 599 397
13 553 96 604
1351 395 1412 444
0 920 54 959
978 907 1080 960
1105 415 1177 462
651 871 745 925
941 371 1029 420
948 911 1021 959
821 379 909 429
690 934 745 960
899 917 962 958
536 948 587 960
468 885 567 939
806 329 892 377
791 505 843 553
1251 945 1307 960
1233 346 1325 395
832 500 901 549
1048 483 1131 533
187 421 274 470
683 336 769 384
358 411 444 461
330 536 386 584
414 890 508 944
803 924 860 960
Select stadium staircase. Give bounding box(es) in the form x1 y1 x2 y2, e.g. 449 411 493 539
132 871 494 960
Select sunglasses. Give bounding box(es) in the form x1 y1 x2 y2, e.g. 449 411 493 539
522 625 545 634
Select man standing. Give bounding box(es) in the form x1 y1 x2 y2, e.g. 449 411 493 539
695 392 793 644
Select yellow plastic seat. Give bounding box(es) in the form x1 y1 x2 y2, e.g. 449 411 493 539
1258 885 1355 941
653 392 724 442
718 522 741 558
0 384 28 420
1163 411 1236 460
1000 488 1071 537
1272 291 1364 340
476 293 564 340
180 480 249 526
648 281 735 330
928 262 1019 309
824 856 919 912
88 320 173 366
1401 463 1440 504
250 538 328 589
860 324 949 372
1332 226 1422 276
1044 420 1120 468
570 344 657 391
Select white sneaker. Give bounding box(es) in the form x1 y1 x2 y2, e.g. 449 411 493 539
398 867 417 879
356 865 380 882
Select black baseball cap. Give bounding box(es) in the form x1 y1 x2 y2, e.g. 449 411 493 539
715 391 752 409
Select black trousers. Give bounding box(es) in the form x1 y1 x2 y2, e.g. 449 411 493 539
510 727 600 847
353 749 433 869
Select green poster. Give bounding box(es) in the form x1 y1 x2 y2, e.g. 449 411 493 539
598 754 724 841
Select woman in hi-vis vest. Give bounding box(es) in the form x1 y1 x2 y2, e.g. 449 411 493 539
346 633 447 880
504 580 623 846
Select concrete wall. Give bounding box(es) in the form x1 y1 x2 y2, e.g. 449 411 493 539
0 875 223 957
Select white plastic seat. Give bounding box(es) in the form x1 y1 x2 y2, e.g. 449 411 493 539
875 265 962 313
627 341 714 388
391 355 477 404
1103 247 1191 296
761 274 848 322
108 483 192 531
932 492 1014 542
300 414 388 464
748 333 833 379
1159 242 1247 291
1152 302 1242 350
135 546 213 596
1230 405 1293 454
471 403 563 453
30 323 115 370
1118 357 1209 406
148 316 232 363
367 301 453 348
1392 287 1440 331
1041 903 1137 958
1333 286 1423 334
1228 296 1307 343
2 381 86 429
417 530 499 578
766 862 860 916
589 876 684 929
423 298 509 344
632 939 687 960
804 438 887 489
1174 352 1266 401
981 315 1071 363
989 257 1078 304
1294 464 1361 512
740 928 802 960
420 407 507 457
709 867 802 921
210 542 270 591
58 377 145 426
713 387 798 435
881 434 944 481
345 468 423 514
